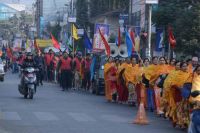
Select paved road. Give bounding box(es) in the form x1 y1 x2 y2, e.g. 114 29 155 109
0 72 183 133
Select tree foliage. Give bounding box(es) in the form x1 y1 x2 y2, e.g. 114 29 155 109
153 0 200 55
76 0 89 28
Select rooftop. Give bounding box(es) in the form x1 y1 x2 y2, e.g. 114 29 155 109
4 3 26 12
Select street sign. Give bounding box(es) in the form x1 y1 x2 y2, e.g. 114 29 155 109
145 0 158 4
68 17 76 23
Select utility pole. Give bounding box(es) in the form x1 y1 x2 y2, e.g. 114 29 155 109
145 0 158 58
71 0 75 58
147 5 152 58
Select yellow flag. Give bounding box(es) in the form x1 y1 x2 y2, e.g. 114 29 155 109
26 39 29 49
72 24 79 40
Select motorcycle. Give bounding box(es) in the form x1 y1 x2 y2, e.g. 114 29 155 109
18 67 38 99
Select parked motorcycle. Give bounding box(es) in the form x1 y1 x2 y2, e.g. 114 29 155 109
18 67 38 99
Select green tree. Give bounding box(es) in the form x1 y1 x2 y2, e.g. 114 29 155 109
153 0 200 55
76 0 89 27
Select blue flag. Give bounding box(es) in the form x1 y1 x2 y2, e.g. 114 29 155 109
90 57 96 81
155 28 164 52
125 29 133 57
83 31 93 50
115 36 118 46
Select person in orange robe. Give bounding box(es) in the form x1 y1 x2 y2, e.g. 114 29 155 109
104 57 113 102
189 65 200 133
143 56 159 112
123 57 139 105
161 61 180 117
169 62 192 128
116 58 131 103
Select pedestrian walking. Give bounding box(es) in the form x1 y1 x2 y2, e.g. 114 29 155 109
81 53 91 91
57 51 73 91
44 49 54 82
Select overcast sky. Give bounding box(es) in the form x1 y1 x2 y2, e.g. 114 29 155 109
0 0 35 8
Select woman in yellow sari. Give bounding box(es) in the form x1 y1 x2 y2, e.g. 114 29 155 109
154 57 175 115
189 65 200 133
116 58 131 103
143 56 159 112
123 57 139 105
169 62 192 128
162 61 180 118
104 57 117 102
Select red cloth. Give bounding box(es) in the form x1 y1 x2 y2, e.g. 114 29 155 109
82 59 91 72
60 57 72 70
98 28 110 56
117 84 124 102
12 56 17 62
51 33 60 49
118 27 121 47
74 57 81 72
18 55 25 65
109 66 117 93
168 26 176 48
45 54 54 66
130 30 135 51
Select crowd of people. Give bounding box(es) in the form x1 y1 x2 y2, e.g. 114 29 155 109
104 55 200 132
3 48 200 132
7 49 92 92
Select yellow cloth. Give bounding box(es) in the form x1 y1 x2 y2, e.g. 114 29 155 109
123 64 139 86
72 24 80 40
162 70 180 112
188 64 193 73
170 71 191 88
144 64 169 86
104 62 113 101
190 73 200 102
167 70 191 122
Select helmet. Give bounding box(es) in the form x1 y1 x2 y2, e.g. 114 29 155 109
26 52 33 57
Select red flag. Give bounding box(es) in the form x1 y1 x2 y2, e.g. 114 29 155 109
6 47 13 58
130 30 135 51
34 39 41 53
118 27 121 47
50 33 60 49
98 28 110 56
168 26 176 48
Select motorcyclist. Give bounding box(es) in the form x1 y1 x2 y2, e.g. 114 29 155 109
34 51 45 86
21 52 37 69
20 52 38 97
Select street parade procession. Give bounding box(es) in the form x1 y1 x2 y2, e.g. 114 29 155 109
0 0 200 133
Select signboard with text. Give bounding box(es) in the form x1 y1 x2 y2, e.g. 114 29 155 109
145 0 158 4
36 39 52 47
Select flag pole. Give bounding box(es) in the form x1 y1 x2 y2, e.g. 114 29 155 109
73 35 75 58
168 43 171 59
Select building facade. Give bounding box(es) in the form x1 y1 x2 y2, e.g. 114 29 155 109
0 2 25 20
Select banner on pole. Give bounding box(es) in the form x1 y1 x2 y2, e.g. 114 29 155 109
93 23 109 50
36 39 52 47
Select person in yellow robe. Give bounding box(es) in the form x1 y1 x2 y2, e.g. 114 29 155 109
169 62 192 128
189 65 200 133
117 58 131 103
161 61 181 118
154 57 175 115
143 56 159 112
123 57 139 105
104 57 116 102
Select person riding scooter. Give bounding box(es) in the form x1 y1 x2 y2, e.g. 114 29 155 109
20 53 38 98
